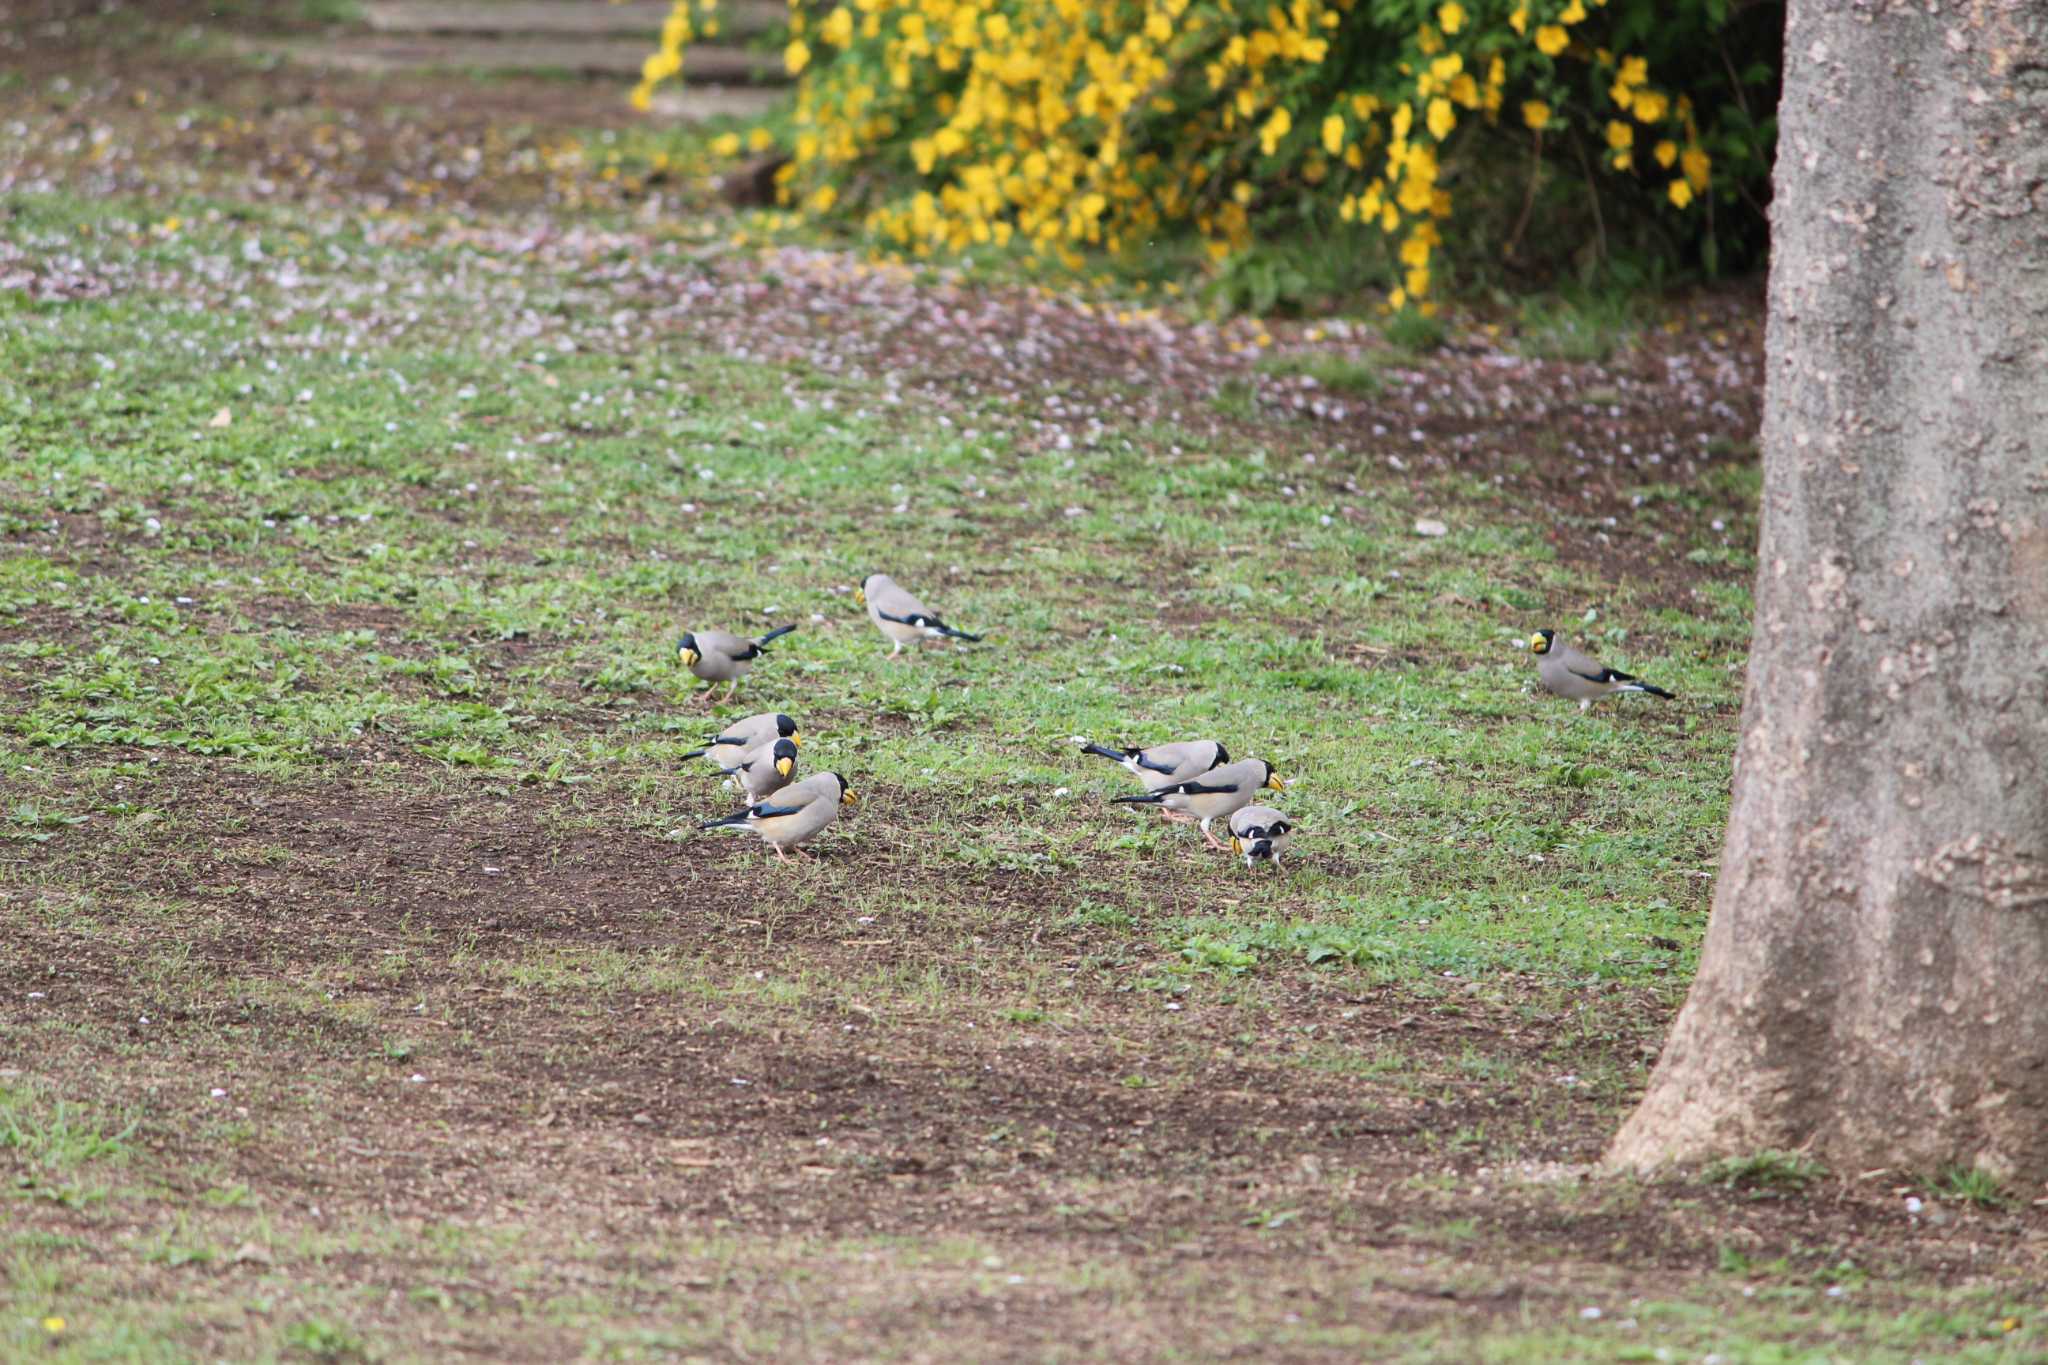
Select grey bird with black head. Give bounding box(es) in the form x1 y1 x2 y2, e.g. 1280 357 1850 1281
1529 629 1674 713
681 712 802 766
1228 804 1294 869
856 573 982 658
722 736 799 803
699 771 858 863
676 624 797 704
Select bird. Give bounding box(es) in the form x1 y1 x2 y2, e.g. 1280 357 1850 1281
1529 629 1675 712
1113 759 1286 849
699 771 858 863
681 712 801 765
721 736 798 803
856 573 982 657
676 624 796 703
1080 739 1228 821
1228 805 1294 869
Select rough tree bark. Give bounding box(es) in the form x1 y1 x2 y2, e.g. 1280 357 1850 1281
1608 0 2048 1180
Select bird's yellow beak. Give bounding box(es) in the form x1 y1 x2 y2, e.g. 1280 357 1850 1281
1230 835 1243 855
841 787 859 806
791 732 805 748
1266 774 1288 791
854 588 866 606
679 647 699 668
775 756 794 780
1528 633 1548 654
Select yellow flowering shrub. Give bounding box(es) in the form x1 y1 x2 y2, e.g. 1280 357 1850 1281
634 0 1777 306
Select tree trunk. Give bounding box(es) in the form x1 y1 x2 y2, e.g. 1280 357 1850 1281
1608 0 2048 1181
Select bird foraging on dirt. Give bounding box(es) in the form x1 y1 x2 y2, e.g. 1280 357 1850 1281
1228 805 1294 869
1113 758 1286 850
1528 629 1674 712
856 573 982 658
676 624 796 703
699 771 857 863
1079 738 1228 821
682 712 802 765
722 736 799 803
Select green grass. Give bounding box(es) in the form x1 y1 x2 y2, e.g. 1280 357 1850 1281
1253 348 1386 396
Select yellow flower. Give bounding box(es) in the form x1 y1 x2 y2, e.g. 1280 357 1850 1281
1606 120 1634 151
709 132 742 157
1560 0 1587 21
1417 25 1443 55
808 185 837 212
1509 5 1528 33
1534 25 1568 55
1426 98 1455 140
1405 265 1430 296
1653 139 1678 167
1400 235 1432 267
1668 179 1694 207
1521 100 1551 130
1437 2 1466 34
1232 179 1254 205
1448 74 1478 108
43 1319 65 1335
821 7 853 46
1391 102 1414 139
1260 105 1293 155
1350 92 1382 118
747 127 775 152
1323 113 1345 154
784 39 811 75
1682 145 1711 189
1145 10 1172 42
1631 90 1670 122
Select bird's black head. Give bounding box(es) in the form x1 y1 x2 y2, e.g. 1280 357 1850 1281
829 772 859 806
1261 761 1287 792
1529 628 1556 655
676 632 699 667
774 714 799 739
1211 743 1230 769
772 738 797 779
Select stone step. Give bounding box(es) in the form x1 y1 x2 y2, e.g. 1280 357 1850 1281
363 0 787 39
244 34 787 83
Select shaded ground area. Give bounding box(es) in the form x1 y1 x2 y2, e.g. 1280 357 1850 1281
4 5 2044 1362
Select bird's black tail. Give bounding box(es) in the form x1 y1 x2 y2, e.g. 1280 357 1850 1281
757 624 798 648
681 747 709 760
699 811 750 830
1112 793 1166 806
1632 682 1676 700
937 623 982 642
1081 742 1132 763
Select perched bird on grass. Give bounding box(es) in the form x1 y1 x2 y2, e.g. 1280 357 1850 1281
1529 629 1674 713
856 573 982 658
722 736 798 803
682 712 801 765
1114 758 1286 850
676 624 796 703
1228 805 1294 869
699 771 858 863
1080 739 1228 821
